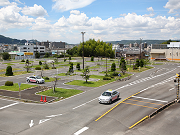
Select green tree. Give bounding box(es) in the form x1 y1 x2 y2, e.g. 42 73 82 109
91 56 94 61
44 52 50 58
144 58 150 67
39 61 42 65
5 66 13 76
69 62 73 73
111 62 116 72
24 59 32 72
35 52 40 58
81 66 90 83
119 57 127 75
140 59 144 67
135 59 140 68
2 52 10 60
76 63 80 70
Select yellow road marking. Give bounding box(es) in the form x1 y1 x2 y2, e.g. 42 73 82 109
128 99 163 106
122 102 157 109
95 92 141 121
129 116 149 129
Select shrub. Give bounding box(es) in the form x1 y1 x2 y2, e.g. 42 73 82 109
5 81 13 86
44 64 49 69
35 67 41 70
39 61 42 65
5 66 13 76
21 59 25 62
111 63 116 72
52 67 56 69
103 77 111 80
110 72 118 76
44 77 49 80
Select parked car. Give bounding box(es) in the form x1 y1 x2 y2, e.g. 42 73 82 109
26 76 45 84
98 89 120 104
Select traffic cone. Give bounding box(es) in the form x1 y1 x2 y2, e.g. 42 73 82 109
43 96 47 102
40 96 43 102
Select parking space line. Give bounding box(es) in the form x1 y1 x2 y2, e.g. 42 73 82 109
122 102 157 109
128 99 163 106
132 96 168 103
0 102 19 110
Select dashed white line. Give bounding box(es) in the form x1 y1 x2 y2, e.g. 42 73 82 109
73 98 97 110
74 127 89 135
169 88 174 91
132 96 168 103
0 102 19 110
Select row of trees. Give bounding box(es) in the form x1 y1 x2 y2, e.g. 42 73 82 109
67 39 115 58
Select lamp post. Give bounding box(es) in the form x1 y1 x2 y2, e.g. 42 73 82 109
81 32 85 70
139 38 143 60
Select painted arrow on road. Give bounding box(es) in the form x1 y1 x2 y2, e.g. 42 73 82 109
29 120 34 128
39 118 51 124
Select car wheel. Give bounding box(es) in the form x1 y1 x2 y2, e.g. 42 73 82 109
117 95 119 100
27 80 30 83
109 99 112 104
37 81 39 84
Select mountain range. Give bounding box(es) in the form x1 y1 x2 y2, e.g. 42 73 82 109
0 34 179 45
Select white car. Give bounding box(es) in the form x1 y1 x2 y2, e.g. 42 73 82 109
98 89 120 104
26 76 45 84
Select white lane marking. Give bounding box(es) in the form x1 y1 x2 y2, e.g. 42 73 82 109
169 88 174 91
0 102 19 110
29 120 34 128
132 96 168 103
73 98 97 110
74 127 89 135
46 114 62 118
39 118 51 124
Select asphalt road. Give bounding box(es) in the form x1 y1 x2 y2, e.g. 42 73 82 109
0 61 180 135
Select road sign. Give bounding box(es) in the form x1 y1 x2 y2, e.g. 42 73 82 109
118 74 121 77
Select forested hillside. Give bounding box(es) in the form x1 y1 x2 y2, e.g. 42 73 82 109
0 35 27 44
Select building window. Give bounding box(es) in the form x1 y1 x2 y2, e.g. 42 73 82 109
177 52 178 56
40 51 44 52
40 47 44 49
23 47 27 49
34 47 38 49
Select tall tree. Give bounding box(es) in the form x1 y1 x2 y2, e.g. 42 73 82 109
119 57 127 75
81 66 90 83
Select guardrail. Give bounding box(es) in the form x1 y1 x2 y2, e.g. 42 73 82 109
149 99 176 118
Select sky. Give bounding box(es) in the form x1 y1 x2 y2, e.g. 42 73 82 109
0 0 180 44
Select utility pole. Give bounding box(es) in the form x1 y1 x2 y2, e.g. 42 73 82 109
81 32 85 70
139 38 142 60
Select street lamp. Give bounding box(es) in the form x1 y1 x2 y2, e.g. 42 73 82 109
81 32 85 70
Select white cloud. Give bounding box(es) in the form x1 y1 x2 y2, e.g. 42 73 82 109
147 7 154 12
0 0 10 6
70 10 80 15
164 0 180 13
21 4 48 17
52 0 96 12
31 17 52 32
0 3 34 32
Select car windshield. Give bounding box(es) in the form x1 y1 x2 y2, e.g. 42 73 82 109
102 92 111 96
36 76 41 79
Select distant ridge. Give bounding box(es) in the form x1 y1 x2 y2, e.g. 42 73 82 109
106 40 180 45
0 35 27 45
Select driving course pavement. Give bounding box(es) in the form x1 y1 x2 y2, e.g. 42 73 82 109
0 62 180 135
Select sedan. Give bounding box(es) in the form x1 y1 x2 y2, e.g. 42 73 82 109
98 89 120 104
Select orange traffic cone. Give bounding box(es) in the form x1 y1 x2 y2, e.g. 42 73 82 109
40 96 43 102
43 96 47 102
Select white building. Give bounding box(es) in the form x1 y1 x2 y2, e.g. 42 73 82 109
18 44 45 54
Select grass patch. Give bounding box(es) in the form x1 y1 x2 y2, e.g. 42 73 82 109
0 71 33 77
0 83 37 91
3 63 14 66
38 88 83 98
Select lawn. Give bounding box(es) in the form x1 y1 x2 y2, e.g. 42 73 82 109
0 83 37 91
0 71 33 77
43 77 61 82
38 88 83 99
